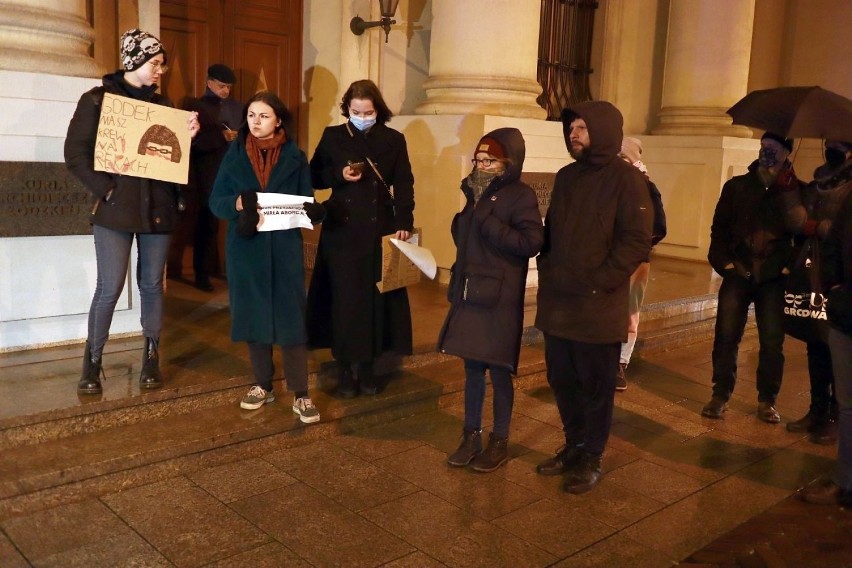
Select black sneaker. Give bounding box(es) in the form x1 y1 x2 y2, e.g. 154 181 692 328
536 444 583 476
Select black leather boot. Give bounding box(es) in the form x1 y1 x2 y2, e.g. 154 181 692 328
139 337 163 389
536 444 583 476
77 341 104 395
335 364 358 399
562 452 602 494
447 429 482 467
470 433 509 472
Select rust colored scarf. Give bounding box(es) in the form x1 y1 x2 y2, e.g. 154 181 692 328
246 129 286 190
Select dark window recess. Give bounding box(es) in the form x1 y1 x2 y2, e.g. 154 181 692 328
537 0 598 120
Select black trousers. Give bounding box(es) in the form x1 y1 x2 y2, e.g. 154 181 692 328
247 342 309 394
544 333 620 456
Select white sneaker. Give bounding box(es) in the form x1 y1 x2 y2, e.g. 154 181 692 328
292 396 320 423
240 385 275 410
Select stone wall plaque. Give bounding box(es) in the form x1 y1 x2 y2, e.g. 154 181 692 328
520 171 556 217
0 162 93 238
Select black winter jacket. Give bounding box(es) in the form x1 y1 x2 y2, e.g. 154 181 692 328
437 128 544 372
64 71 182 234
708 161 793 283
535 101 653 344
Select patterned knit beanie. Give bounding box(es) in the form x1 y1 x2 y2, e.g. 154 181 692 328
120 29 166 71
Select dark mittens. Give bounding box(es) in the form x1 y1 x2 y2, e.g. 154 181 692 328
237 191 259 237
303 201 326 224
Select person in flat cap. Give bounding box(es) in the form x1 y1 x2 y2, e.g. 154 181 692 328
174 63 244 291
703 131 797 424
64 28 200 396
438 128 543 473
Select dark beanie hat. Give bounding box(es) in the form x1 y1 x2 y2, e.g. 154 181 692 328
207 64 236 84
761 131 794 153
475 136 507 161
120 29 165 71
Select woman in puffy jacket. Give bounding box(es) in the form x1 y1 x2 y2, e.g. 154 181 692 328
438 128 544 472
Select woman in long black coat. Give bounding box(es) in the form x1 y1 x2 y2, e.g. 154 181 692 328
307 80 415 397
438 128 544 472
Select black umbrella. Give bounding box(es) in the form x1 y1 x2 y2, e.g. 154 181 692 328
726 86 852 141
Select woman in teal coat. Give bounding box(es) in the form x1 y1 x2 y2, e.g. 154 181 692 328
209 91 324 423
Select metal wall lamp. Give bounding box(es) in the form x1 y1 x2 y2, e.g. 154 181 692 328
350 0 401 43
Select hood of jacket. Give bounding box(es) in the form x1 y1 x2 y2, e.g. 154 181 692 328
561 101 623 167
486 127 526 184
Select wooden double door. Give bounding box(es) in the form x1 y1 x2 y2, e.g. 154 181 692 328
159 0 303 278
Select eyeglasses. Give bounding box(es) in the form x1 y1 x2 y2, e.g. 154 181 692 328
147 60 169 73
146 146 173 155
471 158 501 167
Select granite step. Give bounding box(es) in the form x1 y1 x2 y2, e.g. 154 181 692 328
0 344 547 519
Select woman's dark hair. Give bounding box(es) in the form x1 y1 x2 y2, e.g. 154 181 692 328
239 90 294 140
340 79 393 124
137 124 182 162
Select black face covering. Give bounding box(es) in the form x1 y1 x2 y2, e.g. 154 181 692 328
825 146 847 168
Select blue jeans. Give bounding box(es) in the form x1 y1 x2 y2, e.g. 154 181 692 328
88 225 171 359
711 275 785 403
829 327 852 491
463 360 514 439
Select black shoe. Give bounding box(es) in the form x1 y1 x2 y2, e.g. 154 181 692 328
358 362 380 395
701 397 728 419
615 363 627 391
139 337 163 389
758 401 780 424
447 429 482 467
77 341 104 395
335 366 358 399
194 277 214 292
562 453 602 494
536 444 583 476
809 419 838 445
470 433 509 473
787 411 817 433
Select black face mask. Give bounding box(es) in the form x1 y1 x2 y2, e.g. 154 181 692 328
825 147 847 168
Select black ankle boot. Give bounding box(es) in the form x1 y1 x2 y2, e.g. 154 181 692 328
562 452 602 494
77 342 104 395
139 337 162 389
335 365 358 399
536 444 583 476
470 433 509 472
447 429 482 467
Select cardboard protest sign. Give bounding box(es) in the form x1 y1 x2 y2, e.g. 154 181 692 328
377 230 435 293
256 193 314 232
94 93 192 184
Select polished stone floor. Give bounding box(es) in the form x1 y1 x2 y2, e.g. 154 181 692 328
1 256 849 567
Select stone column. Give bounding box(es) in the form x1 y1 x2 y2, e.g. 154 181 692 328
416 0 546 119
653 0 754 136
0 0 102 78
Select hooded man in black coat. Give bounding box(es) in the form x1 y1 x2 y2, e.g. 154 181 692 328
535 101 652 494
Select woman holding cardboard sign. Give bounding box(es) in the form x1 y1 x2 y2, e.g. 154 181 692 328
307 79 415 398
64 29 200 396
209 91 324 423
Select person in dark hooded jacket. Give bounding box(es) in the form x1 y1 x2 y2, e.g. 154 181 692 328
702 132 795 424
535 102 652 494
438 128 544 472
64 29 200 396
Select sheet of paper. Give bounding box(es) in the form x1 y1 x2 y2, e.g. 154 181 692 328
256 193 314 232
377 230 435 293
390 237 437 280
95 93 192 184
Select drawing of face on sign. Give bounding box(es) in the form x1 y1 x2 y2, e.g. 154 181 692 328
137 124 182 163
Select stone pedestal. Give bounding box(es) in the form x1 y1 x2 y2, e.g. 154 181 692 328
0 0 102 78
